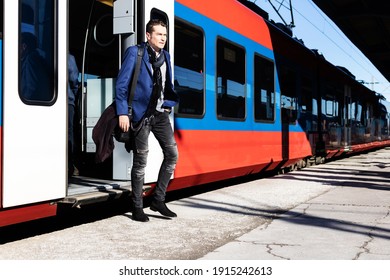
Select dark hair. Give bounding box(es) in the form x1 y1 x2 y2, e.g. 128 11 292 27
146 19 167 34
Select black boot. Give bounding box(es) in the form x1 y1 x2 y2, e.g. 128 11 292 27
132 207 149 222
150 200 177 217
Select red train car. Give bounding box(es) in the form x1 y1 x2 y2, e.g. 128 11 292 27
1 0 389 227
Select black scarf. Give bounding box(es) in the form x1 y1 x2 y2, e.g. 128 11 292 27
146 44 165 116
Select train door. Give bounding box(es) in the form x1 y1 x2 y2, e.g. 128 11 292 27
77 0 174 182
279 64 298 161
2 0 67 207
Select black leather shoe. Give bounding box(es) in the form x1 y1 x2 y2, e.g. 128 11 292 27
132 208 149 222
150 200 177 217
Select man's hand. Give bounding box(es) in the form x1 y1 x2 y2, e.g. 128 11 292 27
118 115 130 132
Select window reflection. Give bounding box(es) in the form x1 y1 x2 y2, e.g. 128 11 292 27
19 0 55 104
174 20 204 117
254 55 275 122
216 39 246 120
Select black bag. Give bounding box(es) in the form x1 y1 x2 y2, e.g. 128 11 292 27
114 116 132 143
113 45 144 143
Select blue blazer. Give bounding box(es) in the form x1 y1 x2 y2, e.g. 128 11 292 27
115 42 178 122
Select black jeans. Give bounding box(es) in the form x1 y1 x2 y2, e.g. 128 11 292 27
131 111 178 208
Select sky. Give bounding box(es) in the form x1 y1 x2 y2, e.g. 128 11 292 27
254 0 390 103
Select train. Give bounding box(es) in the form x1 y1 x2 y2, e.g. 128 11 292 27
1 0 389 227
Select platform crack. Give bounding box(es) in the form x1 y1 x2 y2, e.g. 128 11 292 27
354 207 390 260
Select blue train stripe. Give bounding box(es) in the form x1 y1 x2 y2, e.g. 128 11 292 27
174 3 303 133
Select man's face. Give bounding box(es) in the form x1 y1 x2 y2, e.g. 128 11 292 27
146 24 167 51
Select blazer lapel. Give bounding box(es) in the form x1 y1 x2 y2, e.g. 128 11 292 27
142 49 153 78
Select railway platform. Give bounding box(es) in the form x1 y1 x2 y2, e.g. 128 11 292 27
0 148 389 262
200 147 390 260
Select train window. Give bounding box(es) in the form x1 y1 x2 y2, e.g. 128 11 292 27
344 94 351 125
298 75 315 131
174 20 204 117
321 83 341 127
360 101 369 126
322 96 339 117
351 98 357 122
280 65 297 124
19 0 56 105
216 38 246 120
300 75 313 113
254 54 275 122
356 100 363 125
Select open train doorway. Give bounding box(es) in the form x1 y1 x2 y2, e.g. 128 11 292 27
67 0 174 195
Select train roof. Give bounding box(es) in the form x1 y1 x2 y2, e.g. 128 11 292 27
237 0 379 99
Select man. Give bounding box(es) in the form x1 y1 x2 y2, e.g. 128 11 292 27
116 19 179 222
68 53 80 177
20 32 51 101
